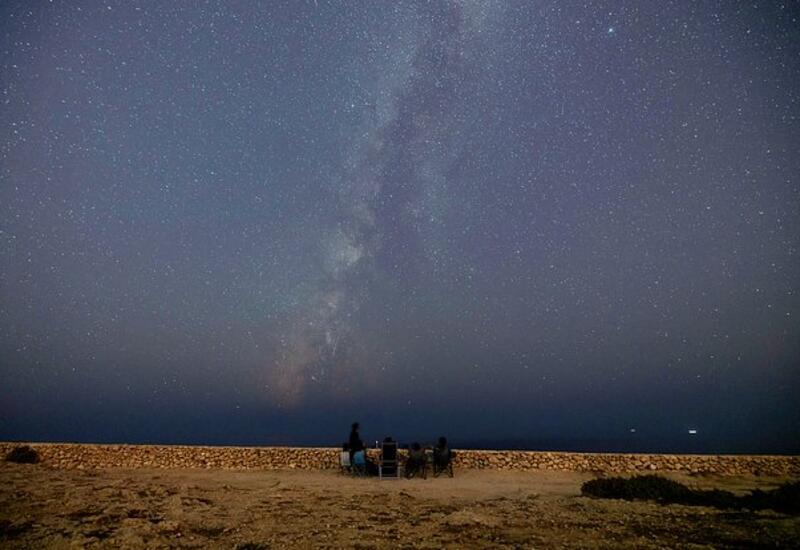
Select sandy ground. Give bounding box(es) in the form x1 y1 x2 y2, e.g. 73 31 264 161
1 462 798 549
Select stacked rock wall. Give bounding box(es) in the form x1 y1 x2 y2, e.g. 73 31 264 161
1 443 798 476
450 449 799 476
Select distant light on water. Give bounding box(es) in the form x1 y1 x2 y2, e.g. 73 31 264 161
688 429 698 435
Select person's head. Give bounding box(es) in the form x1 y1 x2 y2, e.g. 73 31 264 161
384 436 393 443
351 422 359 431
412 442 421 450
438 436 447 447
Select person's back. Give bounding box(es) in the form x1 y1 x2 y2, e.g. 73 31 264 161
432 436 454 477
348 422 364 465
348 422 363 452
405 442 426 478
408 443 425 463
434 436 450 467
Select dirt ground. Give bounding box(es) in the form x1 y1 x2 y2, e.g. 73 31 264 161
1 462 798 548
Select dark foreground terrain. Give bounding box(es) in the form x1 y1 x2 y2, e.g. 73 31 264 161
1 462 798 548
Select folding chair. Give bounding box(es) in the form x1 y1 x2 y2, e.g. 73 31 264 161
378 439 400 479
339 450 351 475
352 450 367 477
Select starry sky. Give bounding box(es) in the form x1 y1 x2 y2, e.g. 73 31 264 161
1 1 798 453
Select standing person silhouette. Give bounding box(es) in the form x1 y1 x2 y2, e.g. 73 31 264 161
348 422 364 464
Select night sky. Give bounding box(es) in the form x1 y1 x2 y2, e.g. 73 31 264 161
1 2 798 453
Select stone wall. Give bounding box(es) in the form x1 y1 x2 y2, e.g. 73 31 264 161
1 442 798 476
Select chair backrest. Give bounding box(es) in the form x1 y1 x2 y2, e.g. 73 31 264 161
381 441 397 462
340 451 351 467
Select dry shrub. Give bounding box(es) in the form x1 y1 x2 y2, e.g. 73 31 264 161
5 446 39 464
581 475 799 515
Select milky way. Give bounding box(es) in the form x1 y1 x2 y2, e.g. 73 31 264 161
1 2 798 451
271 3 505 403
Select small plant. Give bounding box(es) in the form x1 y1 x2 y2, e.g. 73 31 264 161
5 445 39 464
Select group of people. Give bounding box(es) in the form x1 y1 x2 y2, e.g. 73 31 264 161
344 422 453 478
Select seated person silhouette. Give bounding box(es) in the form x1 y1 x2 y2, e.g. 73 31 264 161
433 436 454 477
405 442 427 478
